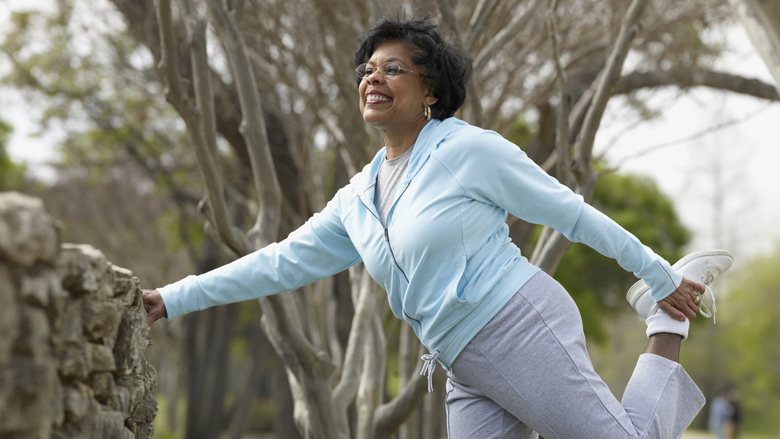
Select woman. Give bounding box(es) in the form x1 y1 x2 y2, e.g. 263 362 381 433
143 16 733 438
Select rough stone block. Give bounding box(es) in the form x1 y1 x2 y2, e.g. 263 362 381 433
107 385 131 417
115 277 143 312
143 360 157 394
51 377 64 428
0 265 19 363
63 384 92 422
88 372 116 403
57 244 114 299
113 310 146 377
55 297 85 344
96 409 134 439
129 279 143 311
82 298 123 343
130 386 159 425
115 285 136 309
0 361 57 436
59 391 99 439
15 306 51 364
56 341 92 380
131 422 155 439
112 266 135 295
116 374 145 414
0 192 59 267
88 343 116 372
20 268 62 308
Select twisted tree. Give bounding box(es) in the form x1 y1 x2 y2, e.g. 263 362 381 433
4 0 779 437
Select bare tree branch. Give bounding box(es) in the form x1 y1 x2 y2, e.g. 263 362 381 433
533 0 648 274
436 0 485 126
372 358 429 437
567 80 597 144
574 0 648 196
368 0 382 24
464 0 500 52
319 278 343 380
318 110 359 176
436 0 463 42
729 0 780 95
355 291 386 439
466 82 486 127
204 0 283 249
396 324 422 439
333 266 372 409
157 0 250 256
547 0 574 188
178 0 219 158
155 0 184 106
472 0 545 74
614 68 780 102
260 298 348 439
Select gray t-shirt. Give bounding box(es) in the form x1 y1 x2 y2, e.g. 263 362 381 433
374 147 413 226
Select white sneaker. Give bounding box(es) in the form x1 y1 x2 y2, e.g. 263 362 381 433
626 249 734 320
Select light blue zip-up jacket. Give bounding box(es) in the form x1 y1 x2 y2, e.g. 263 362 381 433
159 118 682 368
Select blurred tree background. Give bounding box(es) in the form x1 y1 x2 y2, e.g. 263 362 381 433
0 119 27 190
1 0 779 437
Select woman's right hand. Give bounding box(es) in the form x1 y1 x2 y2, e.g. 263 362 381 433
658 277 704 322
142 289 167 332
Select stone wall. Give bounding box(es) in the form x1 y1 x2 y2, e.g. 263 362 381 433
0 192 157 439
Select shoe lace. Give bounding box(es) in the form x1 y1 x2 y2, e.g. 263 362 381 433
703 269 715 285
696 284 717 323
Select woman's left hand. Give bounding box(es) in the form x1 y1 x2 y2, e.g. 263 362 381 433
142 289 167 333
657 277 705 322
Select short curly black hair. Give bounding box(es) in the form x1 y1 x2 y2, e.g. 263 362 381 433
353 15 472 121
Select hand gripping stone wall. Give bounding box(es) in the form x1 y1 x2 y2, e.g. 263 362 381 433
0 192 158 439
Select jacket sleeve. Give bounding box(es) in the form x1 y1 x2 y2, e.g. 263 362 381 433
446 129 681 302
158 187 362 320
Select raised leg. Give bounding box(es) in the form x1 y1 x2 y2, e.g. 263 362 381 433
644 332 683 363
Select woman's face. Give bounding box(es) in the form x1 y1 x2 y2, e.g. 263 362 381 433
358 41 437 132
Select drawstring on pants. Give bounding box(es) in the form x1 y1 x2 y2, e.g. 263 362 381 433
420 350 440 393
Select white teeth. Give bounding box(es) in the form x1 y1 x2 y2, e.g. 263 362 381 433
366 95 391 102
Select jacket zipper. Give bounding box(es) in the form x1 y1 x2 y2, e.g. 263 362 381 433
359 195 421 327
359 198 410 283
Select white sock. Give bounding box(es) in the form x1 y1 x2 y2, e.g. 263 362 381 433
645 308 689 341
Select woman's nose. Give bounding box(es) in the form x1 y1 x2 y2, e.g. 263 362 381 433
365 70 384 84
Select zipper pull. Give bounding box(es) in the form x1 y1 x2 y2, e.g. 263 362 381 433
384 228 389 241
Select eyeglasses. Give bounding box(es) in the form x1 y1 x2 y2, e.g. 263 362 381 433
355 63 425 80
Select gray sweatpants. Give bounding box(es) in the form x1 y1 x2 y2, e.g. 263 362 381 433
445 272 705 439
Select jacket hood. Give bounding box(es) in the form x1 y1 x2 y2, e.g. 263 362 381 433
349 117 466 193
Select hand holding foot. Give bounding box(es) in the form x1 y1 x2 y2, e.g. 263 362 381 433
659 277 706 322
626 249 733 321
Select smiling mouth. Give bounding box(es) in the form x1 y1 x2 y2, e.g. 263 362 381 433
366 95 392 104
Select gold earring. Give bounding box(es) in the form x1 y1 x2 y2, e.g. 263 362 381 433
424 105 431 121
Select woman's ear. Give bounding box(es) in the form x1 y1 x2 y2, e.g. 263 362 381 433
424 88 438 107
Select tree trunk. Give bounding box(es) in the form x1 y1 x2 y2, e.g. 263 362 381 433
730 0 780 94
422 373 446 439
225 322 264 439
398 325 421 439
184 303 240 439
161 320 182 432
